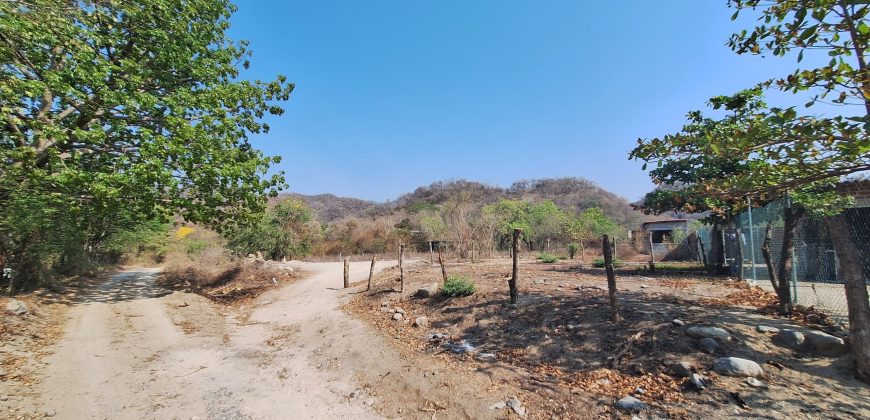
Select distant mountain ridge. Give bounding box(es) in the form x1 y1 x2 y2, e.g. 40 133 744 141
284 177 643 226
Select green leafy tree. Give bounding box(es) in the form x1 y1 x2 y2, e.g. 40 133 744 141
727 0 870 380
226 199 317 260
562 207 620 260
634 0 870 380
527 201 566 252
0 0 292 289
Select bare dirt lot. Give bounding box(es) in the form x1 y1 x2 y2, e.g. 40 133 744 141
346 257 870 419
2 261 518 420
4 258 869 420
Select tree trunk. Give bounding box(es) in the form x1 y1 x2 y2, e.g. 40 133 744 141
429 241 433 265
647 233 656 273
510 228 521 304
710 223 723 273
367 254 377 291
761 221 780 292
603 234 619 322
775 205 804 314
828 213 870 383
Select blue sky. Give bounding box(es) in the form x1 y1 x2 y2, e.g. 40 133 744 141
228 1 822 203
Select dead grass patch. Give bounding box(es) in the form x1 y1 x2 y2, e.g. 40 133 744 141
158 259 300 304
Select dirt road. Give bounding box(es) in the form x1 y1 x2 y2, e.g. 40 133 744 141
34 261 486 420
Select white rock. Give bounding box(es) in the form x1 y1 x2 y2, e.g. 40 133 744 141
745 378 768 389
686 326 730 340
506 397 526 417
392 313 403 321
803 330 846 356
476 353 497 362
5 299 27 316
413 316 428 328
713 357 763 378
488 401 506 410
756 325 780 333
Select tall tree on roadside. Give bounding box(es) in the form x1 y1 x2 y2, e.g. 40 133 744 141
728 0 870 381
0 0 292 289
636 0 870 381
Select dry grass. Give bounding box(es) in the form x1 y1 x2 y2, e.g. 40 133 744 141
158 258 299 304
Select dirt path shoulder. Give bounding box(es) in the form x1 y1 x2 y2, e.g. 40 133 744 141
23 261 506 420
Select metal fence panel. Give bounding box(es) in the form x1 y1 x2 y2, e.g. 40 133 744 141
696 199 870 325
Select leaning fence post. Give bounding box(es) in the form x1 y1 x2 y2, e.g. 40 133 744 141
367 254 377 291
343 257 350 288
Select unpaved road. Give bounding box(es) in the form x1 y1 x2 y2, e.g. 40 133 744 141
34 261 495 420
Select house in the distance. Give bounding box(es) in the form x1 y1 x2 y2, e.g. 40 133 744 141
640 219 690 260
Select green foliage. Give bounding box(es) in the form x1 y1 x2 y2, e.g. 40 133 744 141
418 211 447 241
0 0 292 290
728 1 870 113
536 253 559 263
226 199 318 260
567 243 578 259
670 228 688 245
441 275 475 297
406 202 438 214
593 257 625 268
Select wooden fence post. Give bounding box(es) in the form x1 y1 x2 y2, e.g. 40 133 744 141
603 234 619 322
343 257 350 288
510 228 521 304
647 233 656 273
438 244 448 282
368 254 377 291
429 241 434 266
399 244 405 293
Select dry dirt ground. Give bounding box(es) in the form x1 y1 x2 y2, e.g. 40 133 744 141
2 261 522 420
346 257 870 419
4 258 869 420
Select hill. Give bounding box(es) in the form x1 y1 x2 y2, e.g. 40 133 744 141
282 193 390 223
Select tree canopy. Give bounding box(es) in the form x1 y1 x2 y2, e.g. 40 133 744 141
0 0 292 289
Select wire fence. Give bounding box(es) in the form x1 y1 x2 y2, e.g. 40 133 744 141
697 198 870 325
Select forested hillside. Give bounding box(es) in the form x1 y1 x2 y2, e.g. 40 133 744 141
293 177 641 227
257 177 644 260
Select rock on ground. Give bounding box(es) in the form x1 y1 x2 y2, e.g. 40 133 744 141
5 299 28 316
698 337 720 354
414 283 439 298
686 326 730 340
413 316 428 328
672 361 694 378
689 373 709 390
506 397 526 417
713 357 763 378
757 325 780 334
772 329 805 349
615 396 647 412
476 353 497 362
802 330 846 356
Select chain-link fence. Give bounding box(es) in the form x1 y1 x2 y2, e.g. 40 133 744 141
697 198 870 325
